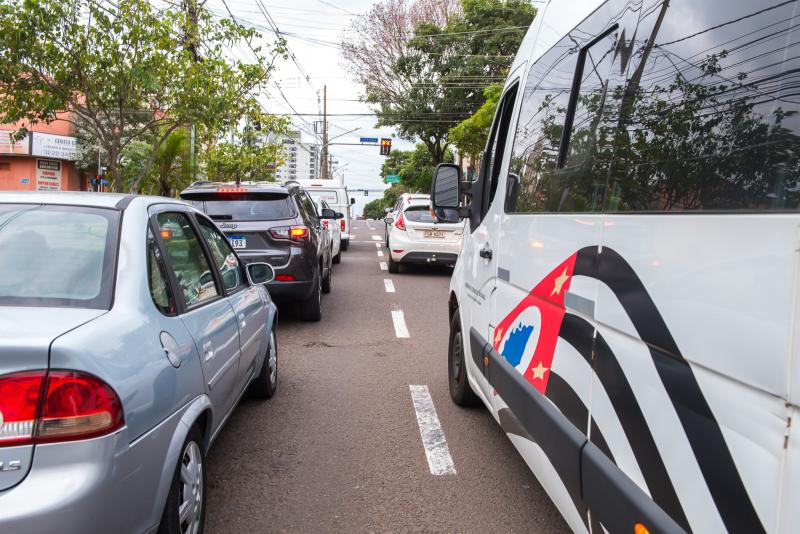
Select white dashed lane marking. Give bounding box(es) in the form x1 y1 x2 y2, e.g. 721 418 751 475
380 261 388 271
409 385 456 476
371 235 382 241
377 250 384 257
391 310 410 338
375 242 381 248
384 279 395 293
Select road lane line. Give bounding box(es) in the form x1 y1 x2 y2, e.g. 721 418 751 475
375 242 381 248
371 235 382 241
384 279 395 293
380 261 388 271
377 250 384 257
409 385 456 476
391 310 410 338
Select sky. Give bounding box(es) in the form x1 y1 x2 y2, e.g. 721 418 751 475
204 0 417 215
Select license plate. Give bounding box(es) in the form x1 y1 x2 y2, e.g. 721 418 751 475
424 230 445 239
228 236 247 249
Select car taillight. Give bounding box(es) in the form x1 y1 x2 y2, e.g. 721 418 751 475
0 370 124 447
218 187 248 193
322 220 329 229
340 219 345 232
395 213 406 231
270 226 308 242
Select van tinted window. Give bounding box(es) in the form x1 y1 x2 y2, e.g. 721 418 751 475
605 0 800 211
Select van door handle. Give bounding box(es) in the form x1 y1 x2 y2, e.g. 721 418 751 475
480 245 493 260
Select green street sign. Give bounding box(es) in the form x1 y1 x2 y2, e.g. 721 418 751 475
386 174 400 184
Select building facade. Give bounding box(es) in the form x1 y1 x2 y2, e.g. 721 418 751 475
273 129 319 182
0 114 87 192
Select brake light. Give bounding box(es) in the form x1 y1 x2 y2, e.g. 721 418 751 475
340 219 346 232
270 226 308 242
0 370 124 447
322 220 329 229
275 274 295 282
395 213 406 231
218 187 248 193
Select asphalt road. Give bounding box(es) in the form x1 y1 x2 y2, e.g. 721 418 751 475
205 219 567 533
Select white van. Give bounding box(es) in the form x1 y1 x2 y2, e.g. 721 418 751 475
431 1 800 533
294 179 354 251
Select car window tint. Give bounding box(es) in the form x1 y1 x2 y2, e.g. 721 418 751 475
605 0 800 211
303 192 319 220
155 212 219 308
147 227 176 315
404 206 437 223
197 217 245 292
0 204 118 308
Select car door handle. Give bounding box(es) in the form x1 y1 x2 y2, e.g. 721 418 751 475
203 340 215 362
480 246 493 260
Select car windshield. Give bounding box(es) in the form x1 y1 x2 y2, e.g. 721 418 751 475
0 204 119 309
404 205 436 223
307 189 340 205
183 192 295 221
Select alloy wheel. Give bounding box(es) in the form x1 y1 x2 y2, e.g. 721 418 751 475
178 441 203 534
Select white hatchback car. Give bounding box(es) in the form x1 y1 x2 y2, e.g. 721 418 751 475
385 194 464 273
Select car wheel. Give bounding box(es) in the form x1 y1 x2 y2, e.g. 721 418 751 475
297 270 322 322
384 232 389 248
448 310 481 407
248 329 277 399
321 266 332 294
388 256 400 274
332 247 341 264
340 239 349 251
158 427 206 534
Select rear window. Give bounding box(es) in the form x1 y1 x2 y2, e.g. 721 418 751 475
0 204 119 309
183 192 296 221
307 189 340 205
404 205 436 223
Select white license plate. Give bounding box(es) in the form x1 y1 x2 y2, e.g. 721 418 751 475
228 237 247 249
424 230 445 239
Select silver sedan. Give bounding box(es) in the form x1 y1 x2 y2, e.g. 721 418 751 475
0 192 279 534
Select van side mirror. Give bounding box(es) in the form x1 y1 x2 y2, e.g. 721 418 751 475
246 262 275 285
431 163 469 222
320 208 336 219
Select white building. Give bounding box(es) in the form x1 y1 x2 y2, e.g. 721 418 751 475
273 129 319 182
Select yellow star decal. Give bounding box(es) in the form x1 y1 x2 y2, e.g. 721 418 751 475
493 327 504 346
531 362 548 381
551 267 570 296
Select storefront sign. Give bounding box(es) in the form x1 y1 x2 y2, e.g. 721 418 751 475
0 130 31 155
32 133 78 160
36 159 62 190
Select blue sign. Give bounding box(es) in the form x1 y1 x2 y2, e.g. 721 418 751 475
360 137 379 144
100 179 109 185
20 178 30 184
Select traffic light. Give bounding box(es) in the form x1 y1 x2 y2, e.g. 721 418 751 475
364 190 368 197
380 138 392 156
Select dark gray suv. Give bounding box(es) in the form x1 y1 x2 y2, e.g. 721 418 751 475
180 181 333 321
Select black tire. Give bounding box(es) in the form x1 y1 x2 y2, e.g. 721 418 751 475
158 427 207 534
248 329 277 399
321 266 332 294
332 247 341 264
384 232 389 248
297 270 322 321
388 256 400 274
448 310 481 406
340 239 349 251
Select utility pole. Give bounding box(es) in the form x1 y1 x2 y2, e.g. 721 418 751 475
184 0 200 186
321 85 329 180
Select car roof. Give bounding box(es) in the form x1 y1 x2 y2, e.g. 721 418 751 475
0 191 133 209
181 181 288 194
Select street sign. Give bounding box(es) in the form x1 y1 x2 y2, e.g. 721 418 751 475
360 137 379 144
386 174 400 184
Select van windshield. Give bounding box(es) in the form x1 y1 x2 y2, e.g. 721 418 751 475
0 204 118 309
184 192 296 221
307 190 340 205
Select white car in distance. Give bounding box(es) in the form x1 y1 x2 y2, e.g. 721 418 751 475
385 194 464 273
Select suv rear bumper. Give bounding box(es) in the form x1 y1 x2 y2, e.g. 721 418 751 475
238 250 316 302
266 279 315 302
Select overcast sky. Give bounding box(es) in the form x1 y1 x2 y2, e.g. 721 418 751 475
205 0 415 214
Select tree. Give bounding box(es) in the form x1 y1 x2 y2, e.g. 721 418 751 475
204 113 288 183
0 0 284 192
448 82 502 167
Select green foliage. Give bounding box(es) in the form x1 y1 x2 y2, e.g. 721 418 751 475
0 0 284 192
448 83 503 159
362 198 388 220
363 0 536 164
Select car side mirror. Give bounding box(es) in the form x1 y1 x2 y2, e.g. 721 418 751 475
334 211 344 219
431 163 472 224
384 216 394 225
320 208 336 219
246 262 275 285
350 198 356 205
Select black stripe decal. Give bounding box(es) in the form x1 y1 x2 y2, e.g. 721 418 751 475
545 372 588 434
574 246 764 534
561 313 691 532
